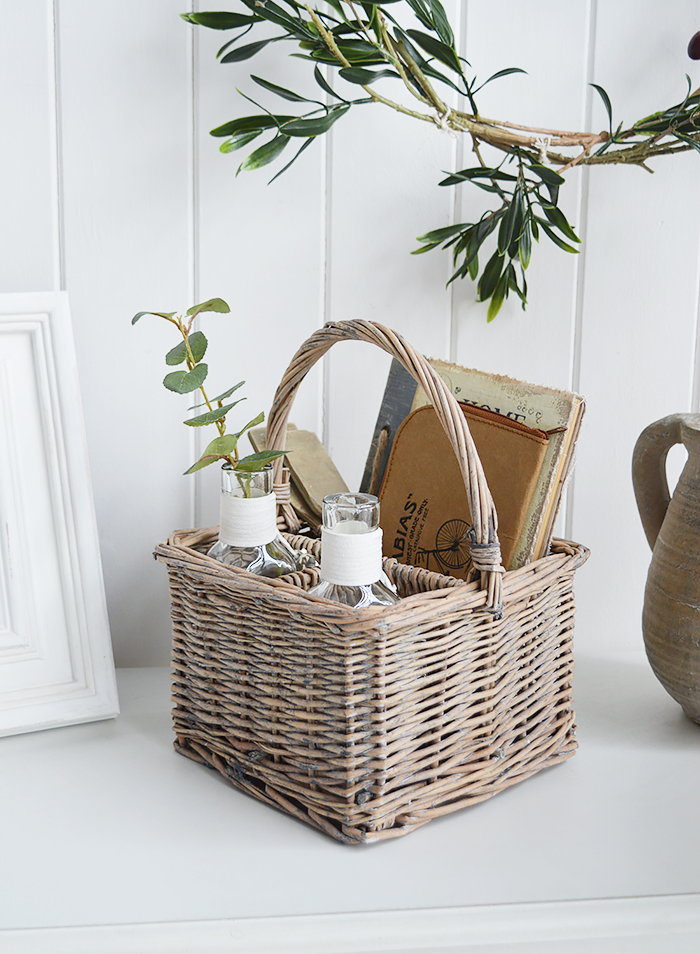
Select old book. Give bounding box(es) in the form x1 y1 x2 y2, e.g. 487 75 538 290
249 424 348 530
379 404 550 576
363 358 585 568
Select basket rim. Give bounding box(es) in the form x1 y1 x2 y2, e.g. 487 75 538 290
155 526 589 620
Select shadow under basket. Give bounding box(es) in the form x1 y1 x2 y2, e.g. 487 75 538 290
156 527 589 845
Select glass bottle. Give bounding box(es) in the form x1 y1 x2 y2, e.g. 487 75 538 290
308 493 399 607
208 464 315 577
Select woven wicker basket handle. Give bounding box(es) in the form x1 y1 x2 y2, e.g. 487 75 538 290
266 319 505 611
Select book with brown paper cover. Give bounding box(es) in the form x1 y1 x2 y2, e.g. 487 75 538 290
364 358 585 568
379 404 550 577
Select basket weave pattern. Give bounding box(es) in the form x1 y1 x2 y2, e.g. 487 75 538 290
159 528 587 844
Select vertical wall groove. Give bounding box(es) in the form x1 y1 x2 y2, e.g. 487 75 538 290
189 0 200 528
449 0 469 364
51 0 65 292
321 72 334 449
564 0 597 541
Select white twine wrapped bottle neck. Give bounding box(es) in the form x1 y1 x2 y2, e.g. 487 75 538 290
219 489 277 547
320 523 383 586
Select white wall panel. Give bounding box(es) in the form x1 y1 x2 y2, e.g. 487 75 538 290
324 1 462 489
5 2 700 666
572 0 700 651
193 17 326 527
453 0 591 391
0 0 58 292
58 0 195 665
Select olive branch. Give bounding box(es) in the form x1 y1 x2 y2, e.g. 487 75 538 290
182 2 700 320
132 297 285 476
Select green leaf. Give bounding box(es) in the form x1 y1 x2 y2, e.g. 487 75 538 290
541 204 581 243
180 12 260 29
210 114 292 138
235 449 286 471
184 399 244 427
497 199 517 255
211 381 246 404
487 272 509 322
183 455 221 476
519 220 532 269
189 381 246 409
237 134 290 173
477 250 503 302
202 434 239 458
131 310 175 324
539 221 580 254
235 411 265 438
220 129 264 153
313 64 347 101
474 67 526 92
590 83 613 133
425 0 454 46
416 223 469 244
165 331 208 366
186 298 230 316
405 29 462 74
279 104 350 136
268 136 315 182
221 38 284 63
251 75 314 103
527 163 565 186
339 67 400 85
163 364 208 394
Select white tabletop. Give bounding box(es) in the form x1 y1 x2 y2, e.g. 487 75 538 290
1 651 699 952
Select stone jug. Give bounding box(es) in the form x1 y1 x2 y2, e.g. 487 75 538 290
632 413 700 723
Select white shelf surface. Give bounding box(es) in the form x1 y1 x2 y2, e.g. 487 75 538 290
1 651 699 952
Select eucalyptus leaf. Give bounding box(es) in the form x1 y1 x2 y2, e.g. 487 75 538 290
186 298 230 316
235 450 287 471
165 330 208 366
183 455 221 475
184 399 243 427
201 434 239 458
131 310 176 325
235 411 265 438
163 364 208 394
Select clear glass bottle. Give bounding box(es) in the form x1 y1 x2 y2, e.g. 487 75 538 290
208 464 315 577
308 493 399 607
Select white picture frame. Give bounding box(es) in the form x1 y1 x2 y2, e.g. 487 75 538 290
0 291 119 735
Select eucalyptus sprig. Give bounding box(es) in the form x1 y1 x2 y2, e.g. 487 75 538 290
182 1 700 320
132 297 284 476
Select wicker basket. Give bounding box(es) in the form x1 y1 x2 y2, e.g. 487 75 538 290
156 320 589 844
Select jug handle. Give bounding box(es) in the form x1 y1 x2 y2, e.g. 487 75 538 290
632 413 691 550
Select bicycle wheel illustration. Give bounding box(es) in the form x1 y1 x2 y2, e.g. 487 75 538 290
434 519 471 572
415 519 472 574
